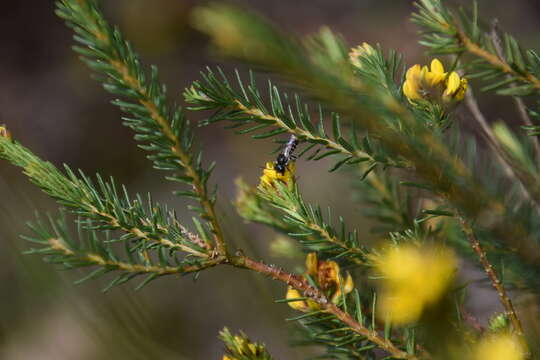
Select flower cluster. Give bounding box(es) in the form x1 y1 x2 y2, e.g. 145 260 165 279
403 59 468 105
220 328 273 360
371 243 456 325
286 253 354 312
259 161 295 188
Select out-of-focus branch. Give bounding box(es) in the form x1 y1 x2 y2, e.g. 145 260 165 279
458 217 524 336
489 19 540 164
464 87 538 211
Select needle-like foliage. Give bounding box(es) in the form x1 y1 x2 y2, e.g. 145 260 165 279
1 0 540 358
55 0 227 255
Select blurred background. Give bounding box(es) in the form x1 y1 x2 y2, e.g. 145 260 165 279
1 1 539 358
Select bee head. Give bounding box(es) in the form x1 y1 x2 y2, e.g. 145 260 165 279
274 163 286 174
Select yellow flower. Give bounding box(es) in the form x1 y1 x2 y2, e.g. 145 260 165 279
305 252 318 276
0 125 12 141
220 328 271 359
473 332 526 360
372 243 456 325
349 42 376 69
286 253 355 312
402 58 467 105
286 287 304 310
259 161 295 188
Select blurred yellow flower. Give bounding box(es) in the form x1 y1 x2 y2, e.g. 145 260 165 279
286 252 354 312
372 243 456 325
473 332 526 360
259 161 295 188
403 59 467 105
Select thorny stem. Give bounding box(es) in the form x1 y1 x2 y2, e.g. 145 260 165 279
52 228 408 357
228 255 418 360
76 0 228 257
458 217 524 336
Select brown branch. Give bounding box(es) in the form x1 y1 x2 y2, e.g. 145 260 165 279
229 255 417 360
458 217 524 336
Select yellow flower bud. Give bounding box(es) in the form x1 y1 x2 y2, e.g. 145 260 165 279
305 252 318 277
454 77 468 101
286 286 308 311
430 58 445 75
247 343 257 355
343 272 355 294
444 72 461 96
285 253 355 311
0 125 12 141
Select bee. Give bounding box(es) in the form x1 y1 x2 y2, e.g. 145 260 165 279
274 135 298 174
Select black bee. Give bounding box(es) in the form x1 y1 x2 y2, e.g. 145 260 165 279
274 135 298 174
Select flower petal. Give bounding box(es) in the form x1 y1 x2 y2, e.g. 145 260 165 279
286 287 308 311
306 252 318 276
403 80 421 101
405 64 421 81
445 72 461 96
344 272 355 294
430 58 445 75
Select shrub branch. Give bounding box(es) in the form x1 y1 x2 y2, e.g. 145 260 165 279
228 255 416 360
458 217 524 336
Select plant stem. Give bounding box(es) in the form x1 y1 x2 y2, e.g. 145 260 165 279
489 19 540 165
89 205 210 258
48 238 221 275
234 101 409 169
463 87 540 212
458 217 524 336
456 28 540 91
75 0 228 257
228 255 418 360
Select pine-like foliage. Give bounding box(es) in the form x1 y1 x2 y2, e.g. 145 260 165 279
55 0 226 255
1 0 540 358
